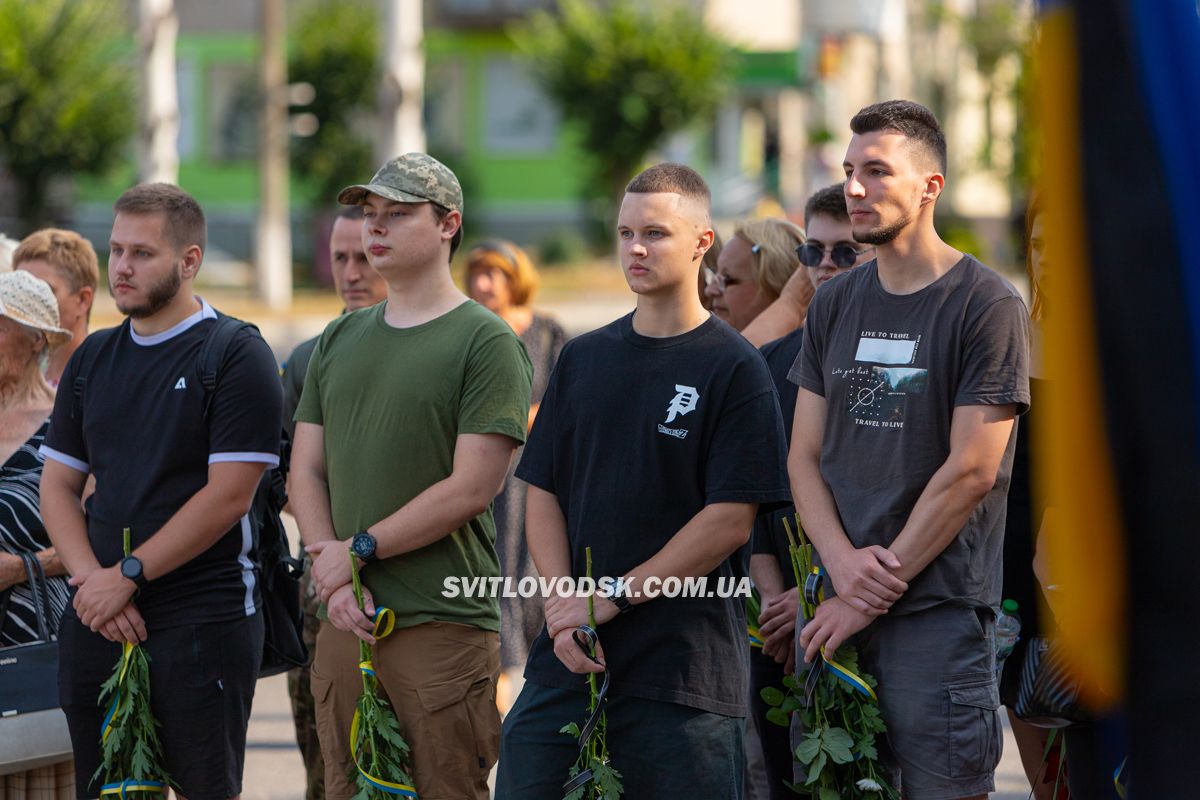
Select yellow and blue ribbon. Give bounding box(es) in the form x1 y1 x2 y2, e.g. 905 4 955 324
349 710 418 798
100 642 134 744
802 566 879 702
98 642 166 796
100 780 166 799
349 607 418 798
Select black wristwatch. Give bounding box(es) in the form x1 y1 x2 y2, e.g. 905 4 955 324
350 530 378 563
119 555 148 588
610 585 634 615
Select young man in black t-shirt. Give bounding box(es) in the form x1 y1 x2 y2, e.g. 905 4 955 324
496 164 790 798
791 101 1029 800
40 183 282 800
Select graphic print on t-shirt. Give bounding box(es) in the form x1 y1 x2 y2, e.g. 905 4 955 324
658 384 699 439
840 329 928 428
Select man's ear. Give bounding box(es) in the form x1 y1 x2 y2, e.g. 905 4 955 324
921 172 946 206
180 244 203 279
441 209 462 242
694 228 715 261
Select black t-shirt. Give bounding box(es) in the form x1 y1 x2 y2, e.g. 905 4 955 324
42 300 283 629
515 312 791 716
751 328 805 587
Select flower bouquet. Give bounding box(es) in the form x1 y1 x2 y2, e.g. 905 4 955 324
93 528 170 799
559 547 623 800
759 516 899 799
347 551 418 800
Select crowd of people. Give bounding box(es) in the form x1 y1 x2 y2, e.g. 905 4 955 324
0 97 1108 800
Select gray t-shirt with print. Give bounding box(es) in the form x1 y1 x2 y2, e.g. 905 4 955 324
789 255 1030 614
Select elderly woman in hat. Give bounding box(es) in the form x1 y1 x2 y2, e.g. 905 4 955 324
0 269 74 798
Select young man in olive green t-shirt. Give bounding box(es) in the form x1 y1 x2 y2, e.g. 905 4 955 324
290 153 533 800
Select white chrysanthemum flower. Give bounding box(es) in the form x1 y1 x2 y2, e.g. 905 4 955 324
856 778 883 792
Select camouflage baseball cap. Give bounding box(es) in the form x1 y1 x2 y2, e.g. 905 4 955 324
337 153 463 212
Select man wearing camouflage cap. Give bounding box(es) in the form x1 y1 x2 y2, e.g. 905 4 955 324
290 153 532 799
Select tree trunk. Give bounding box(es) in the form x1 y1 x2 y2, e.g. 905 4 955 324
378 0 425 162
137 0 180 184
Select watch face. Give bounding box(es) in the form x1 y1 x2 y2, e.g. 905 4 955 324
121 558 141 580
352 534 375 558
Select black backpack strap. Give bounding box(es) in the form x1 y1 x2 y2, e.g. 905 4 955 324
71 323 124 423
197 315 259 420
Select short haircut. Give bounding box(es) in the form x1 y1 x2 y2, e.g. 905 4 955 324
465 239 539 306
626 163 712 224
804 183 850 228
733 218 805 298
113 183 207 255
13 228 100 293
429 202 464 261
850 100 947 174
336 204 365 221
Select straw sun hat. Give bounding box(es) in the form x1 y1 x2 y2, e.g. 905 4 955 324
0 270 72 350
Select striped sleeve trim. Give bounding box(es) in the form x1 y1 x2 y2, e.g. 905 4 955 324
39 445 89 473
208 452 280 467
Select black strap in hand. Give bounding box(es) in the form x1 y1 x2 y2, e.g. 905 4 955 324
562 625 612 794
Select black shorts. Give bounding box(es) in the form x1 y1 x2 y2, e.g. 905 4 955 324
58 610 264 800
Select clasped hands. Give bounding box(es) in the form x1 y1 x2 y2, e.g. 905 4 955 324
70 567 146 645
544 592 617 675
306 539 380 644
797 545 906 666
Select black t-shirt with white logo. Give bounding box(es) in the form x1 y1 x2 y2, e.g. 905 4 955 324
515 312 790 716
43 301 282 629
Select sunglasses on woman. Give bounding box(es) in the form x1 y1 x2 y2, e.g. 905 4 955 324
796 242 873 269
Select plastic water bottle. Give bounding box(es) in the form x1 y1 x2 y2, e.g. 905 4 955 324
994 598 1021 677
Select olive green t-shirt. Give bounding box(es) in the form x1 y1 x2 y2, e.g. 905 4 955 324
295 300 533 632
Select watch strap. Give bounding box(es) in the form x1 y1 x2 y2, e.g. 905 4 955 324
611 588 633 614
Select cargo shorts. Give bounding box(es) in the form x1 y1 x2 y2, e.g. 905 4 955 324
795 602 1002 800
310 620 501 800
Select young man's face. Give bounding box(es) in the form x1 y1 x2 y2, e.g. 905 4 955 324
329 215 386 311
360 195 458 277
843 130 936 247
616 191 712 297
801 213 875 292
18 258 91 332
108 212 187 319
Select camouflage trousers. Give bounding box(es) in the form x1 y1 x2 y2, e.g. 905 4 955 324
287 567 325 800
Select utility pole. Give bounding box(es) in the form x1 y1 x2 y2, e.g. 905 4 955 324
256 0 292 310
137 0 180 184
378 0 426 162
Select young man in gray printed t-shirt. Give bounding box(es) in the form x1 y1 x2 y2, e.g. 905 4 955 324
788 100 1030 800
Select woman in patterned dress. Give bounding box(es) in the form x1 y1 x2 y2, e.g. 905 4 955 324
0 270 75 799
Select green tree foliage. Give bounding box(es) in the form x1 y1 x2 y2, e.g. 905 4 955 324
288 0 378 205
514 0 735 237
0 0 134 229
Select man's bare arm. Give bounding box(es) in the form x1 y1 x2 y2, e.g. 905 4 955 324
40 459 101 578
886 404 1017 582
789 388 906 615
289 421 338 546
68 460 266 630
